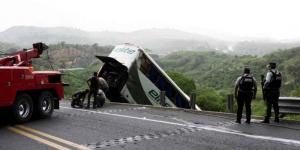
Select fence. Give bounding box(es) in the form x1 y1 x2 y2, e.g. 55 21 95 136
226 95 300 116
278 97 300 115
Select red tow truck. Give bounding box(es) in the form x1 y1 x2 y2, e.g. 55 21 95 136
0 43 64 123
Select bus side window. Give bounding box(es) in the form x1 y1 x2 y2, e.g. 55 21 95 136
165 84 172 97
140 60 149 75
157 77 165 90
140 54 152 76
149 65 158 82
175 94 182 107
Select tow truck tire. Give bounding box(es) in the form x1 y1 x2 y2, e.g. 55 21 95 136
13 94 33 123
37 91 54 119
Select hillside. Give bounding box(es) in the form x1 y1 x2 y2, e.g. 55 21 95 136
2 26 300 55
232 41 300 56
0 26 225 54
158 47 300 96
33 42 113 69
0 41 19 53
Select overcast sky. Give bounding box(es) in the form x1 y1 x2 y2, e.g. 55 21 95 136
0 0 299 40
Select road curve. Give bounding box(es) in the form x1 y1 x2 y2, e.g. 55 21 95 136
1 101 300 150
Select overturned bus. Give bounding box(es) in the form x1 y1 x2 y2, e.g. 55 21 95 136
97 43 200 110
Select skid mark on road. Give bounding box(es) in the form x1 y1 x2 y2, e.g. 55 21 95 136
58 106 147 117
172 117 237 128
215 121 237 127
86 127 202 149
101 107 147 113
61 106 300 147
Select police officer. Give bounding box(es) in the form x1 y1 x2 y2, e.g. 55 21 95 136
87 72 100 109
234 67 257 124
262 62 282 123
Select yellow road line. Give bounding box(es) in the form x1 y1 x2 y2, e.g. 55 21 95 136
7 127 71 150
16 125 91 150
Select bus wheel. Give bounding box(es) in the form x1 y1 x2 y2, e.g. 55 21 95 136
37 91 54 118
13 93 33 123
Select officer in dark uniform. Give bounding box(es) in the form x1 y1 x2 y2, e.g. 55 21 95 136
87 72 100 109
262 62 282 123
234 67 257 124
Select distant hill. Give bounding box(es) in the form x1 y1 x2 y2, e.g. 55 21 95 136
232 40 300 56
1 26 300 55
0 41 19 53
33 42 113 69
0 26 227 54
0 26 92 46
158 47 300 96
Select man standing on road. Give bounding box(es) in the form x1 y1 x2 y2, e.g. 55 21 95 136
262 62 282 123
234 67 257 124
87 72 100 109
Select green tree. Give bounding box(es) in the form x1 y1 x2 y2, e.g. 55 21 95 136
166 70 196 95
195 87 226 112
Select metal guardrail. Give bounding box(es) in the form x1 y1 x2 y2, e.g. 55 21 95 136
160 91 197 110
279 97 300 115
225 95 300 115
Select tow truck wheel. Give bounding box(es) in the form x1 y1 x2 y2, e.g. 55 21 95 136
13 94 33 123
37 91 54 118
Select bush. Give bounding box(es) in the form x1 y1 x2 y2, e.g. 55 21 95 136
195 87 226 112
166 70 196 95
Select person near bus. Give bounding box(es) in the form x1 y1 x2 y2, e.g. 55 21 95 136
234 67 257 124
261 62 282 123
87 72 100 109
71 89 89 108
94 76 109 107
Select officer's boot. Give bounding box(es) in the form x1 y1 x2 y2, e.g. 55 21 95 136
92 101 96 109
86 101 90 109
274 117 279 123
261 118 269 124
245 118 251 124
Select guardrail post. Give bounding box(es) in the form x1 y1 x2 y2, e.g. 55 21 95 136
160 91 166 107
227 94 234 113
190 93 196 110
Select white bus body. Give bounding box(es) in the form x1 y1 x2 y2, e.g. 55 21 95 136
97 43 200 110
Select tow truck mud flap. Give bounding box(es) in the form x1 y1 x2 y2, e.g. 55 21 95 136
54 98 59 109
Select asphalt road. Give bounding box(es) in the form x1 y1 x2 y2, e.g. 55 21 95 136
1 101 300 150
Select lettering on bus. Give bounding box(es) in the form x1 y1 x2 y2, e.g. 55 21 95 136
148 90 160 103
148 89 171 107
114 47 136 54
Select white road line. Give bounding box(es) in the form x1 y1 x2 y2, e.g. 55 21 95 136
60 106 300 147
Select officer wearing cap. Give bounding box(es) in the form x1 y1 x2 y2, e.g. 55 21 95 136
262 62 282 123
234 67 257 124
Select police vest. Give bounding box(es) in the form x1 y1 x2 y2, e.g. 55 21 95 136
239 75 254 91
269 71 282 89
